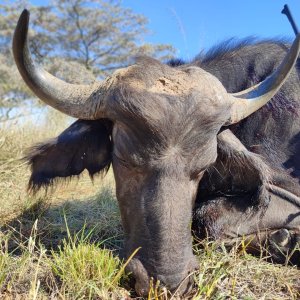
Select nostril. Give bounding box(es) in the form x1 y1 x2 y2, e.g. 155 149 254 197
126 258 150 296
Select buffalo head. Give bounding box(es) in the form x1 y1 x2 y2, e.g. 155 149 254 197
13 9 300 296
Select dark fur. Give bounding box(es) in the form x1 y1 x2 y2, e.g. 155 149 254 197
165 38 300 202
25 119 112 193
198 130 271 208
197 38 300 197
175 38 300 264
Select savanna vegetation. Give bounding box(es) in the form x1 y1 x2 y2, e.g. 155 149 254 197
1 113 300 299
1 1 300 299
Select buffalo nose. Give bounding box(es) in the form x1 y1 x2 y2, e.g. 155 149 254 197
126 256 199 297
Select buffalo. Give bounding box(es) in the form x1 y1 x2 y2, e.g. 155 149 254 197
13 9 300 297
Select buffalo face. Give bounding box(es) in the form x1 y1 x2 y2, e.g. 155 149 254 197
109 62 231 293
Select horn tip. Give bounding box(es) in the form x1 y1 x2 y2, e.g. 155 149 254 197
13 9 30 57
16 9 30 32
18 9 30 28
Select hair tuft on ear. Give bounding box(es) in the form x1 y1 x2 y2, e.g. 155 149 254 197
24 119 112 194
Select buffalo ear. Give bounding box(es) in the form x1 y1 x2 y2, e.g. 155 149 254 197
198 129 270 207
25 119 112 193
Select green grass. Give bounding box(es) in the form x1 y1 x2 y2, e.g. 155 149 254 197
50 221 127 300
0 111 300 299
0 222 130 299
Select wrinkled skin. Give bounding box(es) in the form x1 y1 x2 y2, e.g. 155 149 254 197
192 40 300 270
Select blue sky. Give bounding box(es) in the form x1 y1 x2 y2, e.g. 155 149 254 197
31 1 300 60
120 1 300 60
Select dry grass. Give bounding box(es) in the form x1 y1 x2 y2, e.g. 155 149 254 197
0 109 300 299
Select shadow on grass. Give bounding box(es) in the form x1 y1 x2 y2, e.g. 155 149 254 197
2 187 124 255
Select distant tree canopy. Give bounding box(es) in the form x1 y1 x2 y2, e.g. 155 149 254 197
0 0 175 115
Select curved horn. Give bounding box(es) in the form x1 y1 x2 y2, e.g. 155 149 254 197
13 9 107 120
226 34 300 125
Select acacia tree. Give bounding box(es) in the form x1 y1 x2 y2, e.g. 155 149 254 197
52 0 174 77
0 0 175 117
